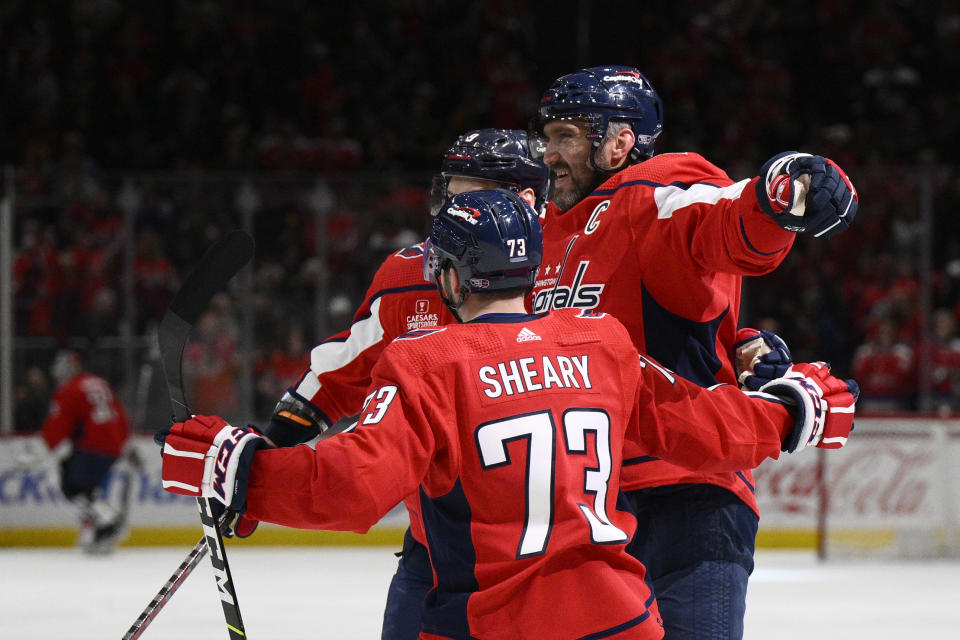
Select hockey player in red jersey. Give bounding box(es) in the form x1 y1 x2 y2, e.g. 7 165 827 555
40 349 131 553
256 128 551 639
158 189 857 639
262 129 550 448
528 66 860 639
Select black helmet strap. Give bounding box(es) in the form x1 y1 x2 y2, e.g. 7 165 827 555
435 261 468 323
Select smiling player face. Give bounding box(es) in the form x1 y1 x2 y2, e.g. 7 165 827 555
542 119 598 212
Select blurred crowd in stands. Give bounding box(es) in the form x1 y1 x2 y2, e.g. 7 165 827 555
5 0 960 431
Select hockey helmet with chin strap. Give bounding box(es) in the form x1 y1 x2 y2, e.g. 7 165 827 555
429 129 551 217
532 65 663 166
423 189 542 316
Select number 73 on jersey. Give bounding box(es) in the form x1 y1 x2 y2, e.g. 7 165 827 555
361 385 628 560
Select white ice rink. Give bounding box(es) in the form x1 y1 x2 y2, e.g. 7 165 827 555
2 546 958 639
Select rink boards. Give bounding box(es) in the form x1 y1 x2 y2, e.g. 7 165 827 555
1 418 958 549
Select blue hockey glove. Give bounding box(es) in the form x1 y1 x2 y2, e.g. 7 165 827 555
734 328 793 391
756 152 858 238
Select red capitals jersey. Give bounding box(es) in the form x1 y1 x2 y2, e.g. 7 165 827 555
287 243 456 427
246 309 793 640
41 373 130 457
284 243 455 546
530 153 796 515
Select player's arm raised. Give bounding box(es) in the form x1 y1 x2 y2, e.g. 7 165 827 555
651 151 857 274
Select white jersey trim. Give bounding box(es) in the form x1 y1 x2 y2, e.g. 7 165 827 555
653 179 750 220
296 297 386 397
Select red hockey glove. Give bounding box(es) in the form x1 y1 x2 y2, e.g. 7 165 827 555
156 415 270 516
756 152 858 238
734 328 793 389
758 362 859 452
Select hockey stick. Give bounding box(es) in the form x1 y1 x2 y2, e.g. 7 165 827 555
121 534 209 639
121 510 236 639
122 229 255 640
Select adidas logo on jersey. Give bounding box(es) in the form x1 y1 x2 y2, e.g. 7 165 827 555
516 327 542 343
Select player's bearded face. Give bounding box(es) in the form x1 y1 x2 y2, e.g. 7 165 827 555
543 120 601 211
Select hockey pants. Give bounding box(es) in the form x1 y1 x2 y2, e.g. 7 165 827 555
60 450 127 552
625 483 758 640
382 528 433 640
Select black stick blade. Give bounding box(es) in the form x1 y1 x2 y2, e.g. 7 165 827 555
158 229 255 422
169 229 255 325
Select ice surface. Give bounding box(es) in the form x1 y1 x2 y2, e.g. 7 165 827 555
1 547 957 639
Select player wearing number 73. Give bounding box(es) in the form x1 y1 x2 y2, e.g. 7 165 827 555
158 189 858 640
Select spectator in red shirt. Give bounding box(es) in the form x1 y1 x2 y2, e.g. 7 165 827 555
12 221 63 338
922 308 960 413
133 228 180 332
852 316 915 412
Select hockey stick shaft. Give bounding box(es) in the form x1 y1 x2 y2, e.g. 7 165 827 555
121 536 209 639
127 229 255 639
122 509 233 639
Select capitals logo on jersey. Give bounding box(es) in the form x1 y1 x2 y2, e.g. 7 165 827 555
532 260 606 313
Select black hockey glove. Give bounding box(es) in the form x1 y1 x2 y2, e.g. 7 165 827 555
262 392 331 447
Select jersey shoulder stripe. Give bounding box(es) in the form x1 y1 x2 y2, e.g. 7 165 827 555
393 243 425 259
368 283 437 306
576 309 606 319
396 327 447 341
310 297 386 375
652 180 751 220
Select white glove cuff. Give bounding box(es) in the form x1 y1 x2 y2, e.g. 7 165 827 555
759 374 828 452
200 425 263 508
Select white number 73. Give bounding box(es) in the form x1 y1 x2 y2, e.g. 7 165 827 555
506 238 526 257
475 409 627 558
